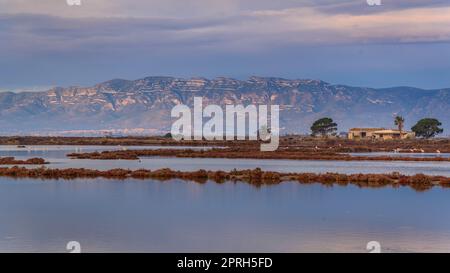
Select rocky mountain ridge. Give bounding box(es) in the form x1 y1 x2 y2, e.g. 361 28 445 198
0 76 448 135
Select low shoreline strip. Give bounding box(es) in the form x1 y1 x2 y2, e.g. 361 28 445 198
0 166 449 191
67 149 450 162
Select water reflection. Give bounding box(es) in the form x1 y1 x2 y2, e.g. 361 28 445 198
0 177 449 252
1 145 450 176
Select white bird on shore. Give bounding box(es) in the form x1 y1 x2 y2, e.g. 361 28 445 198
437 150 441 154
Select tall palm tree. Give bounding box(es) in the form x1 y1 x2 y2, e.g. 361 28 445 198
394 116 405 134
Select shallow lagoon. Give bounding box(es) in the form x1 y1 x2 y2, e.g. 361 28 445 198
1 145 450 176
0 177 449 252
0 145 449 253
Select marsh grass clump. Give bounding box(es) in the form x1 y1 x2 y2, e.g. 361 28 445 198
67 151 139 160
130 169 152 178
0 157 48 165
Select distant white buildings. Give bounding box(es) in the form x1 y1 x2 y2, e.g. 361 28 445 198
348 128 415 140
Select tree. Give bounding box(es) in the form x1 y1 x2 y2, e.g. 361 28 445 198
411 118 443 138
310 117 337 137
394 116 405 134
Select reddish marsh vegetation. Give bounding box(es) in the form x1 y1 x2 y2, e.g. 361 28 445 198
0 166 448 191
0 157 47 165
1 136 449 153
67 148 450 162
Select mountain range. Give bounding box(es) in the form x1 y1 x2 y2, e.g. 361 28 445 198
0 76 448 135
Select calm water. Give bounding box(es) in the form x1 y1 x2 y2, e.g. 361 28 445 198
0 145 449 252
1 145 450 176
0 177 449 253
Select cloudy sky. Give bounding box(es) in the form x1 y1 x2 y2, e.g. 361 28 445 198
1 0 450 90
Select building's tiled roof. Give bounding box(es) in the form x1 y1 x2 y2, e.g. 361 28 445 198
373 130 401 134
373 130 414 134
